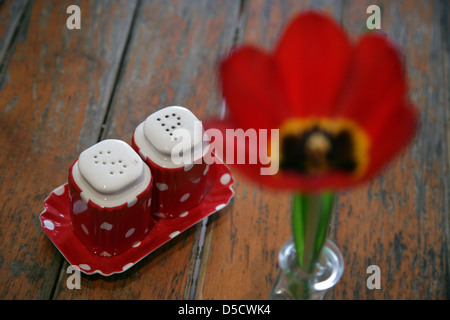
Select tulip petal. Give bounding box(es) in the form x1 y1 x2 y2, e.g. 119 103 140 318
219 47 291 130
214 11 419 193
204 118 278 174
364 103 419 178
230 164 354 192
274 12 352 117
336 34 407 137
334 33 419 179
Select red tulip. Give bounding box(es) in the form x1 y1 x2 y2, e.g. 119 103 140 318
208 11 419 192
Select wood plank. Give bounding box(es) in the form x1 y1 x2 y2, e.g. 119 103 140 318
197 0 449 300
332 0 450 299
52 0 240 299
0 0 137 299
0 0 28 64
195 0 344 300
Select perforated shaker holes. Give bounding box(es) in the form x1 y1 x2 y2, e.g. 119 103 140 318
143 106 203 156
78 139 144 194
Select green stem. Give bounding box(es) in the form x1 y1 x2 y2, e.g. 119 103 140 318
290 192 335 298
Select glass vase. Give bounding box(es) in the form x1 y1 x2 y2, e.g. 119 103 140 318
268 237 344 300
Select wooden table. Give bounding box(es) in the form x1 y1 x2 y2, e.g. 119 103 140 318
0 0 448 300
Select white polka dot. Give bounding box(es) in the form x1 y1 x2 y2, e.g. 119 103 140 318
154 212 166 218
156 182 168 191
184 163 194 171
125 228 135 238
71 265 81 271
122 263 134 271
81 224 89 235
192 177 201 184
127 198 137 207
53 185 65 196
203 165 210 176
169 231 180 239
220 173 231 185
100 222 113 231
147 198 152 207
73 199 87 214
79 264 91 271
180 193 190 202
179 211 188 217
132 241 141 248
43 220 55 230
215 204 226 211
99 251 112 257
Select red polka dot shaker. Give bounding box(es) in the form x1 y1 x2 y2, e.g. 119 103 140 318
132 106 210 219
68 139 153 256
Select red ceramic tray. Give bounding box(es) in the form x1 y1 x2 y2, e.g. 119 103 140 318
39 161 234 276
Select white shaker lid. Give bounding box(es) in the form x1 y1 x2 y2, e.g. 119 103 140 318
78 139 144 194
72 139 151 208
135 106 207 168
143 106 202 154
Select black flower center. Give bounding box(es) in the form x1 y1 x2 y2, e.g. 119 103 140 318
278 118 369 176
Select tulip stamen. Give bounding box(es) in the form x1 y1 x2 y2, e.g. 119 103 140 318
278 118 369 177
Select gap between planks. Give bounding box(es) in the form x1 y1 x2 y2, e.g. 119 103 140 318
98 0 143 142
0 0 30 68
188 0 248 300
49 0 141 299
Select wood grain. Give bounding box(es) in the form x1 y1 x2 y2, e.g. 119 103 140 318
195 0 344 300
333 0 450 299
195 0 449 300
0 0 447 300
0 0 137 299
0 0 29 64
52 0 240 300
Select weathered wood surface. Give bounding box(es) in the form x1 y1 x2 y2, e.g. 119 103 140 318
195 0 450 299
0 0 138 299
333 0 450 300
0 0 448 300
51 0 240 299
0 0 28 64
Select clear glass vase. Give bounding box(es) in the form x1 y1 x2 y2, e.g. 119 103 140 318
268 238 344 300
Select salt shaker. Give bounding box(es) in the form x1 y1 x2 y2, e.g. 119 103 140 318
68 139 153 256
132 106 210 218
